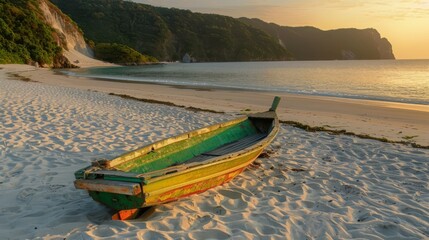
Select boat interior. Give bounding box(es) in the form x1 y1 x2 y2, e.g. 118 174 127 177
110 115 275 174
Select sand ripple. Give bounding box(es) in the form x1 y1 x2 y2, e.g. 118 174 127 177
1 76 428 239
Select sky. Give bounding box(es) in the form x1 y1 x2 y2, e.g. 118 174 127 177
133 0 429 59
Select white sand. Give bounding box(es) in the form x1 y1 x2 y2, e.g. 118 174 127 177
6 64 429 146
1 65 428 239
63 49 116 68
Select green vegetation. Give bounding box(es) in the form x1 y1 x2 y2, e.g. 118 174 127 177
51 0 291 62
154 8 291 61
0 0 62 65
239 18 395 60
94 43 158 65
0 0 394 65
402 135 418 141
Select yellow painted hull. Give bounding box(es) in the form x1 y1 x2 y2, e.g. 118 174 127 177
74 98 280 211
144 148 264 206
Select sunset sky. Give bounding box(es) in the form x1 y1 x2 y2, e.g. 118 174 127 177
134 0 429 59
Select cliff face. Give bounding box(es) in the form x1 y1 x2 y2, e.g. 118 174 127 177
39 0 93 58
240 18 395 60
1 0 395 65
0 0 96 67
51 0 291 62
378 38 395 59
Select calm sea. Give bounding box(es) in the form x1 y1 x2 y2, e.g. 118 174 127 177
64 60 429 105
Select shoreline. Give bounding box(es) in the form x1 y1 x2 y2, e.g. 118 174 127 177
2 64 429 147
108 92 428 149
60 67 429 106
1 64 428 239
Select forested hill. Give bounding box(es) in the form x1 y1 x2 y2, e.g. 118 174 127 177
1 0 395 65
0 0 62 65
50 0 291 62
239 18 395 60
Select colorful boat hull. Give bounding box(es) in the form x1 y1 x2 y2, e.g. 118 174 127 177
74 97 280 211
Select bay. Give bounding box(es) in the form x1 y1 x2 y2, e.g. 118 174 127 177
63 59 429 105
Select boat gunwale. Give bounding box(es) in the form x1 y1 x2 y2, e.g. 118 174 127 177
143 148 265 205
140 115 279 183
104 115 249 169
77 111 279 189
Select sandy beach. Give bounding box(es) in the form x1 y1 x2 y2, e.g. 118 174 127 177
1 64 428 239
5 64 429 147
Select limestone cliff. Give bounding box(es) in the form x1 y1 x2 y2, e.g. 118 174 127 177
1 0 110 67
39 0 115 67
38 0 96 67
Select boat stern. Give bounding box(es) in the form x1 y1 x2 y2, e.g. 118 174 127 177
74 167 148 210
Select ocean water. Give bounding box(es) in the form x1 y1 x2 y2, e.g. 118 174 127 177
64 60 429 105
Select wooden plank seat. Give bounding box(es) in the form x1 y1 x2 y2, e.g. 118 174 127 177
74 179 142 196
185 133 267 164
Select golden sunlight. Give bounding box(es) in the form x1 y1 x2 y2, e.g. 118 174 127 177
136 0 429 59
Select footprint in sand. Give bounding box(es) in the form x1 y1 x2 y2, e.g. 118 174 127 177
16 188 37 202
190 229 230 240
138 230 170 240
255 224 277 235
196 215 211 225
374 223 401 236
190 214 212 230
48 184 66 192
338 184 362 196
218 189 242 199
91 227 116 238
211 206 227 216
8 171 23 178
356 210 373 222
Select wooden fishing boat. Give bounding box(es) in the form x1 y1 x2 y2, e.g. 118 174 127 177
74 97 281 219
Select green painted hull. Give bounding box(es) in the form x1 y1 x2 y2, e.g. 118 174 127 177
74 98 280 210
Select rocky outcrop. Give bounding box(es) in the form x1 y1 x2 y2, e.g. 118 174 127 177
51 0 291 62
53 54 79 68
378 38 395 59
39 0 93 59
0 0 109 67
240 18 395 60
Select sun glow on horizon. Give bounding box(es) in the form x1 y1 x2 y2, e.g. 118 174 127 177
134 0 429 59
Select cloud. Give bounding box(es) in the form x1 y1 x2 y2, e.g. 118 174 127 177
131 1 299 23
320 0 429 20
132 0 429 21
